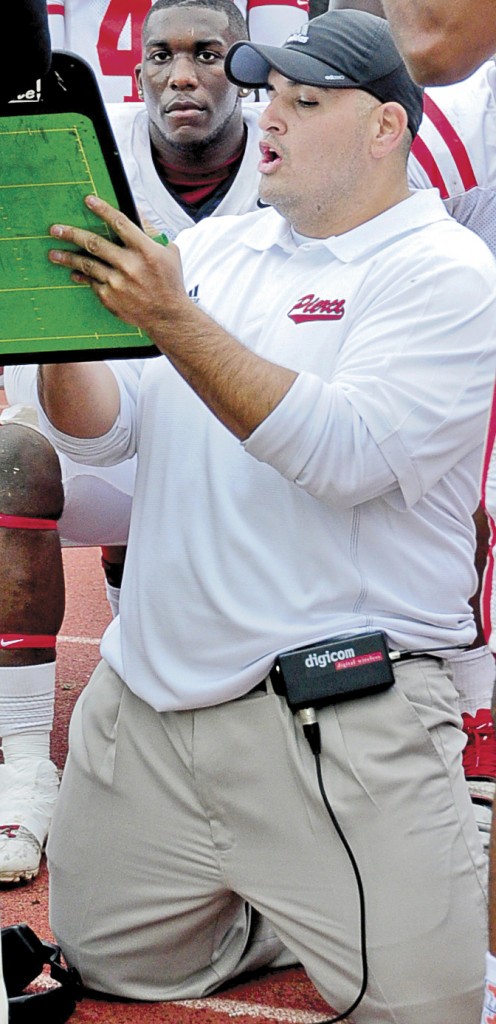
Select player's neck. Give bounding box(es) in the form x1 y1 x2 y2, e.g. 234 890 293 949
152 130 247 210
149 115 247 176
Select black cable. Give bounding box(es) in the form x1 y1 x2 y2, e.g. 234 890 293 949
390 643 467 662
299 714 368 1023
282 634 469 1019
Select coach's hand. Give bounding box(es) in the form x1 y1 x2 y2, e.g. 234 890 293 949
48 195 186 335
49 194 297 441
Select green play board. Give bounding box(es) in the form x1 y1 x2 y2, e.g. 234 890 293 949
0 53 158 362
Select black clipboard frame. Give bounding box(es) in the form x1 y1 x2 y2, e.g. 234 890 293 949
0 51 160 363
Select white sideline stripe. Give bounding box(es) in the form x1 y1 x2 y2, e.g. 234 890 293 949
171 999 337 1022
30 982 339 1021
58 633 101 646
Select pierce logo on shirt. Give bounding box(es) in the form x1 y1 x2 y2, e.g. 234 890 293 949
287 294 346 324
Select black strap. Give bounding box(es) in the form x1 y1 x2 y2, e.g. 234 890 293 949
8 984 79 1024
2 924 82 1024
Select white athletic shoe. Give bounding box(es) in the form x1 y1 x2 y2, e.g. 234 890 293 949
0 759 60 883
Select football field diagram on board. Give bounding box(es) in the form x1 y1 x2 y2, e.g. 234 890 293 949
0 111 154 360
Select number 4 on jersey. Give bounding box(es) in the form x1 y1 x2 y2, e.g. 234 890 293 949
97 0 152 101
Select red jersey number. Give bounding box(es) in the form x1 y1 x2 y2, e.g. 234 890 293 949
97 0 152 101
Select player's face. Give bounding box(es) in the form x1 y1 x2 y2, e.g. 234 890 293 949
136 6 242 151
258 71 380 236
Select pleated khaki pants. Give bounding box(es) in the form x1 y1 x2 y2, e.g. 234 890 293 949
48 655 487 1023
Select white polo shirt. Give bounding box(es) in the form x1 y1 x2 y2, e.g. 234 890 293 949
42 190 496 711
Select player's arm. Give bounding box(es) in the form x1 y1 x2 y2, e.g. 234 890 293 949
246 0 309 46
382 0 496 84
38 360 121 439
45 196 296 442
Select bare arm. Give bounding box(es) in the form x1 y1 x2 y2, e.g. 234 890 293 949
47 196 297 441
382 0 496 84
37 360 121 438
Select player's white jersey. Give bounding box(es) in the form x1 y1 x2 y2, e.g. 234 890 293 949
233 0 309 46
106 100 263 239
482 383 496 653
46 0 309 103
407 60 496 652
407 60 496 257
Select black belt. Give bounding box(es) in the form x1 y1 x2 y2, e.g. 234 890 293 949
247 679 268 695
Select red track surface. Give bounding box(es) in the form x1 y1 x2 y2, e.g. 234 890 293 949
0 546 339 1024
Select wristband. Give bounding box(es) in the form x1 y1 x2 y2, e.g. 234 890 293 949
0 513 58 530
0 634 56 649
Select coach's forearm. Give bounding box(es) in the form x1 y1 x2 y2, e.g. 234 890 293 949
149 297 297 441
45 198 297 439
37 362 120 438
382 0 496 84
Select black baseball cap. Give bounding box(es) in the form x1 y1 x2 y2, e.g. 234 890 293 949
225 8 424 138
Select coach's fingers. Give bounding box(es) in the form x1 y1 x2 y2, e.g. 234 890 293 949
48 193 147 269
84 194 149 250
48 222 124 271
47 244 112 283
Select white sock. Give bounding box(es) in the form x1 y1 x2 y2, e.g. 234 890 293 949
105 581 121 618
0 662 56 737
2 730 51 764
448 646 496 715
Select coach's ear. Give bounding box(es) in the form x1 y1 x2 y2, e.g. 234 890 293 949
370 101 409 158
135 64 144 100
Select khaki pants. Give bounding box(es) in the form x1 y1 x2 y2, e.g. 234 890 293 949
48 656 487 1022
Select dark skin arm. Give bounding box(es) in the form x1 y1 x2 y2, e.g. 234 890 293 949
0 424 64 668
382 0 496 84
470 504 490 648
